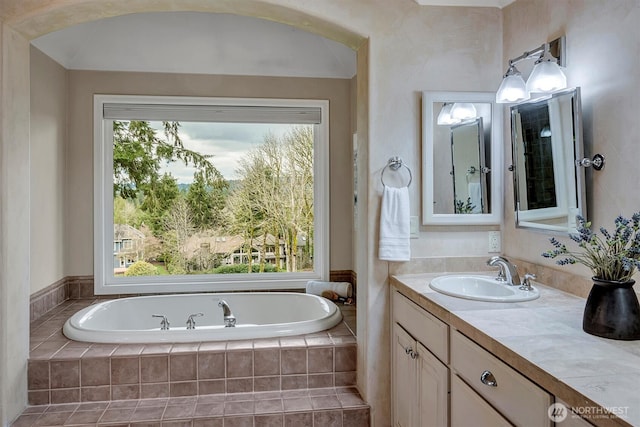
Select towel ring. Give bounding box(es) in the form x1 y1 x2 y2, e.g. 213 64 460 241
381 156 412 188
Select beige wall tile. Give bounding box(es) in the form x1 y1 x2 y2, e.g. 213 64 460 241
110 357 139 385
226 351 253 379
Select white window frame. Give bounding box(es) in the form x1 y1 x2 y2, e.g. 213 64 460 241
94 94 329 295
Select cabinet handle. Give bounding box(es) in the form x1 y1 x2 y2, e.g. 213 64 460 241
480 370 498 387
404 346 419 359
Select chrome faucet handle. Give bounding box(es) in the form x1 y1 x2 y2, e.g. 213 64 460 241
519 273 536 291
224 315 237 328
152 314 170 330
186 312 204 330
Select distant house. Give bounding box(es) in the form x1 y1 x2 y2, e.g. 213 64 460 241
113 224 145 273
184 233 288 268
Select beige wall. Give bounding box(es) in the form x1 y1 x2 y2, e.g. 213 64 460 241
502 0 640 288
30 47 67 294
0 23 30 427
65 70 353 276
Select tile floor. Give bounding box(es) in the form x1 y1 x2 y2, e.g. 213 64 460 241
12 387 369 426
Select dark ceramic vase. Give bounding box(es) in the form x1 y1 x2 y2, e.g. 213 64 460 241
583 278 640 340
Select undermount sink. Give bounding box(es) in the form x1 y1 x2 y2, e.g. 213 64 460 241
429 274 540 302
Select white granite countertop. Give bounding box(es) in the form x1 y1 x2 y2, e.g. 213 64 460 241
391 273 640 427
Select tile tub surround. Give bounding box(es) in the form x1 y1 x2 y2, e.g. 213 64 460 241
29 278 70 323
28 300 358 406
392 273 640 427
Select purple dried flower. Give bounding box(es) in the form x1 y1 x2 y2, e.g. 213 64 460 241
542 211 640 281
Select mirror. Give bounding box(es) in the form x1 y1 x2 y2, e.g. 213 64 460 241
510 87 586 232
451 118 487 214
423 91 503 225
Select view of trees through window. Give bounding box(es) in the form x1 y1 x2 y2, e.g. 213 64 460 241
112 120 315 277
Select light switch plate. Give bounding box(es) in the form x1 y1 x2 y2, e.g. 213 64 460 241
410 216 419 238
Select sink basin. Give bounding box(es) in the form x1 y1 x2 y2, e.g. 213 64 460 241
429 274 539 302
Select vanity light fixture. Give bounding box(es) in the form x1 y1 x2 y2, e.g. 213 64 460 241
436 102 478 126
496 64 528 103
496 36 566 104
540 125 552 138
450 102 477 121
436 103 459 125
526 47 567 93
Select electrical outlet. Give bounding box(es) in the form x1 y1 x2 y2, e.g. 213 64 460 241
488 231 501 253
410 216 419 239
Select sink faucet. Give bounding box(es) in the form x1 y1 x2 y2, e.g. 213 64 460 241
218 299 236 327
487 256 521 286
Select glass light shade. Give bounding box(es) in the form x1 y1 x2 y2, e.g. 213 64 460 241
450 103 477 121
436 103 459 125
496 74 529 103
526 60 567 93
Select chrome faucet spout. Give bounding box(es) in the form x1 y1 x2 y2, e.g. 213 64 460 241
487 256 521 286
218 299 236 327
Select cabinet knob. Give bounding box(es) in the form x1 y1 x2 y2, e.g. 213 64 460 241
480 370 498 387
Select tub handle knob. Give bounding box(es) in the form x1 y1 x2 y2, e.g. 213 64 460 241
152 314 170 330
186 312 204 329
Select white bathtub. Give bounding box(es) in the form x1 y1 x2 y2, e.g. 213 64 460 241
63 292 343 344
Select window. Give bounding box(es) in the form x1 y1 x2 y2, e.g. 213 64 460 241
94 95 329 294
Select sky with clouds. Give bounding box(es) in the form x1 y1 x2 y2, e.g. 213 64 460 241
150 121 295 183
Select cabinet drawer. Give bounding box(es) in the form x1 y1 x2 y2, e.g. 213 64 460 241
555 399 596 427
451 330 552 427
392 290 448 363
451 374 511 427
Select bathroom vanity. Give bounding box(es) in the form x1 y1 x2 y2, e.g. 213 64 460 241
391 273 640 427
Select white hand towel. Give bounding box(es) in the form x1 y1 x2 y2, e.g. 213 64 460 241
379 185 410 261
306 281 353 298
468 182 482 214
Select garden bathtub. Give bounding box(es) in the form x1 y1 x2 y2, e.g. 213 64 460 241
63 292 343 343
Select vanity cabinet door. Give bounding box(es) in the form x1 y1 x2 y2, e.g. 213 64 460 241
392 323 449 427
392 323 418 427
417 341 448 427
451 375 511 427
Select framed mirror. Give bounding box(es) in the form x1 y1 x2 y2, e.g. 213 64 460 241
422 91 503 225
510 87 586 232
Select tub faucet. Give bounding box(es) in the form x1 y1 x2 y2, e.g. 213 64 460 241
186 312 204 330
152 314 170 330
218 300 236 327
487 256 520 286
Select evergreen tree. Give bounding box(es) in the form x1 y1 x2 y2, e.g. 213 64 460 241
141 173 180 234
187 171 229 231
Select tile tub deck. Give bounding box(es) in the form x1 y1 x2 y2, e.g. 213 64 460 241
14 299 368 426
